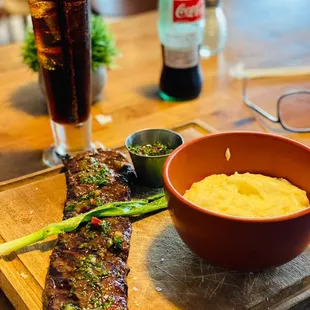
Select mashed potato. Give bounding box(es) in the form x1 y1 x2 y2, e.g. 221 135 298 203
183 173 309 218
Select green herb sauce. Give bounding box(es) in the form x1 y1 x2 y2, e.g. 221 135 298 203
103 296 115 309
90 197 106 206
81 190 101 201
79 165 110 186
100 220 111 234
76 255 109 289
129 142 173 156
60 304 81 310
78 157 100 171
113 231 123 250
65 204 76 212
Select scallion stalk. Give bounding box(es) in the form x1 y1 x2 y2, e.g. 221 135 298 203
0 193 167 256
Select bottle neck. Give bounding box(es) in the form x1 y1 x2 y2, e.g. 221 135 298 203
205 0 221 8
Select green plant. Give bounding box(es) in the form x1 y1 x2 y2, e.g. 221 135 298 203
90 15 119 70
22 24 39 72
22 15 119 72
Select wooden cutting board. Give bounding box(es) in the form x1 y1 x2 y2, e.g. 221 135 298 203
0 121 309 310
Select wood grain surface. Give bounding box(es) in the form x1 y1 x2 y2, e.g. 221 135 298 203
1 0 310 308
0 123 309 310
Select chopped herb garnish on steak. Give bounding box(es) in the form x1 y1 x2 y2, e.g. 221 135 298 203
129 141 173 156
89 156 99 166
78 242 88 249
65 204 76 211
103 296 115 310
101 220 111 234
107 238 113 248
78 159 89 171
90 297 104 308
77 255 109 288
61 304 81 310
90 197 105 206
80 190 101 201
79 156 100 171
85 222 92 230
113 231 123 250
85 228 97 240
79 165 110 186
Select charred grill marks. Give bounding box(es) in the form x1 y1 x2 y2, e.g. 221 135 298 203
44 149 135 310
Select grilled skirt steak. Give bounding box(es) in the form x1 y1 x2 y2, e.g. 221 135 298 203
44 149 136 310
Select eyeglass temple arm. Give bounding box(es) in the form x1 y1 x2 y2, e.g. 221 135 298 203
242 79 279 123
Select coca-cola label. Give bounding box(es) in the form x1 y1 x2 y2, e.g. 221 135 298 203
173 0 204 23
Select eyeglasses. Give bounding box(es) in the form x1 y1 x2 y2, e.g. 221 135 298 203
242 78 310 133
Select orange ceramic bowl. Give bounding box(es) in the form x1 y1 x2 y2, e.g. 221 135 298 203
163 132 310 271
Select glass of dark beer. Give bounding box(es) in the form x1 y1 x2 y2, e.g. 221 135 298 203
28 0 92 166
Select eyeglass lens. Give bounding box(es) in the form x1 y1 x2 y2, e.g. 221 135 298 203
279 93 310 129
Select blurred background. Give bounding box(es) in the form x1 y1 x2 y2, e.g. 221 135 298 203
0 0 310 183
0 0 157 44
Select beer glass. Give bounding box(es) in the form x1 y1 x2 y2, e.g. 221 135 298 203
28 0 93 166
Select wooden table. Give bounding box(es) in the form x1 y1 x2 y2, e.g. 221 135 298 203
0 0 310 308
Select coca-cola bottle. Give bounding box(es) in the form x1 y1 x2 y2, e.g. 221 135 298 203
158 0 205 101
